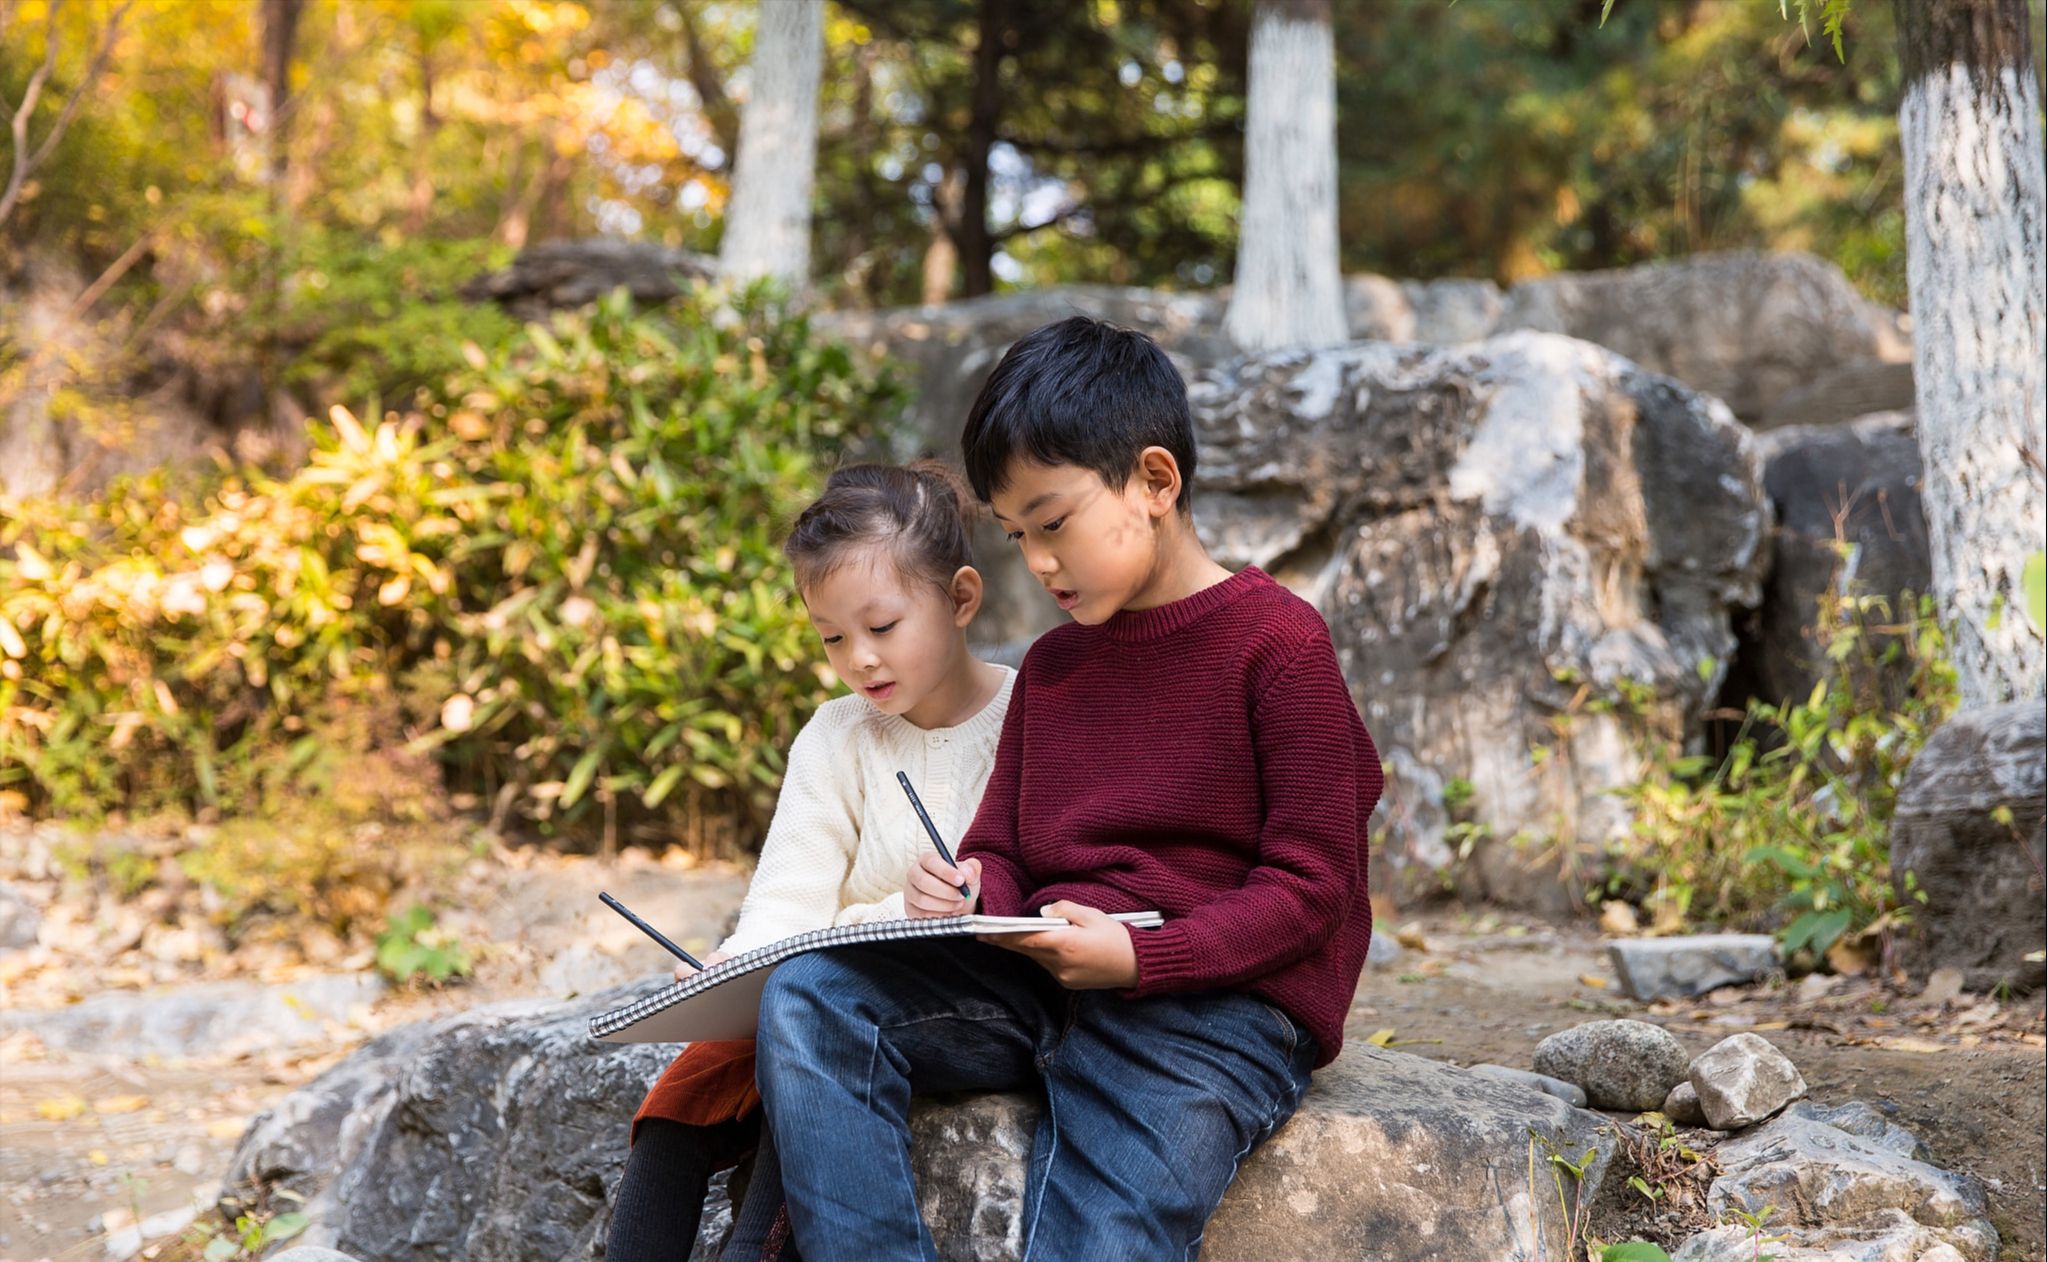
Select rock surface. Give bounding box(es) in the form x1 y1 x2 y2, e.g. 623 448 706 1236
1189 333 1765 908
1727 411 1931 712
0 973 386 1059
1468 1063 1589 1108
1606 934 1781 1002
1662 1080 1705 1127
1693 1108 1998 1260
1889 701 2047 994
1532 1019 1691 1112
1689 1032 1808 1130
226 980 1619 1262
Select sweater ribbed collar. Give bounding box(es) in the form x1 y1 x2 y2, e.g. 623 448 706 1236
1098 565 1272 643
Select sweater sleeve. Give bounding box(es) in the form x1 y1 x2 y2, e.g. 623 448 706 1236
1125 633 1374 995
717 705 864 956
955 661 1031 917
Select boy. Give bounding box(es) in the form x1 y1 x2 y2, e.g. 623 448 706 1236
749 316 1382 1259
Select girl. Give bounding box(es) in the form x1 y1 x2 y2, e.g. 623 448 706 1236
606 459 1016 1259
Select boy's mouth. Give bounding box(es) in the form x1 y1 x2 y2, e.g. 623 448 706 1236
1053 589 1081 611
864 681 897 700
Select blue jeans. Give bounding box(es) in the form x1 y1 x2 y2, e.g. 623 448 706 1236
748 939 1317 1261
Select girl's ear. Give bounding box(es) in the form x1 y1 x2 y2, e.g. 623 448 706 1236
948 565 986 628
1135 446 1182 518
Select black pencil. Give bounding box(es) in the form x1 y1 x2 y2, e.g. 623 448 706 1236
599 891 707 971
896 771 975 901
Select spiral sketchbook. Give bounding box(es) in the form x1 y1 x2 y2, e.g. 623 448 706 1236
589 910 1165 1044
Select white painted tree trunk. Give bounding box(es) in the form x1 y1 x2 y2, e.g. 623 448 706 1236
717 0 825 293
1223 0 1348 353
1896 0 2047 705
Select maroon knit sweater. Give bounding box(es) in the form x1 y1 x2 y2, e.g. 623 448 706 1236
958 565 1382 1067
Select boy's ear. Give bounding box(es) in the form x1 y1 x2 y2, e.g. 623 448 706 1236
1134 446 1182 517
948 565 985 628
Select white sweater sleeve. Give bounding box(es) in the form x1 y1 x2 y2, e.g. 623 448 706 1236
716 704 865 956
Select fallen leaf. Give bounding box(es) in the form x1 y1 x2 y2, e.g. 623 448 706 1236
205 1118 246 1140
1394 925 1428 952
1826 936 1878 976
1953 1001 2002 1028
87 1148 109 1165
1873 1036 1949 1054
92 1094 150 1115
1577 974 1609 989
34 1095 87 1121
1365 1027 1398 1047
1751 1020 1791 1031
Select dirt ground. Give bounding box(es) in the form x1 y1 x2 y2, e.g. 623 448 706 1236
3 845 2042 1261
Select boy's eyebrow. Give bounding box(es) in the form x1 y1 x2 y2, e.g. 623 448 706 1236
991 492 1061 522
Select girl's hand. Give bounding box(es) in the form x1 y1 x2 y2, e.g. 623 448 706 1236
905 851 981 918
673 949 732 982
986 902 1138 989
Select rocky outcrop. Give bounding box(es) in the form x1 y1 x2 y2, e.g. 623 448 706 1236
1189 333 1766 908
225 980 1619 1262
460 240 717 321
1725 411 1932 711
1890 702 2047 994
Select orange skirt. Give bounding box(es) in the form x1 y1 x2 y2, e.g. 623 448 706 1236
631 1039 762 1145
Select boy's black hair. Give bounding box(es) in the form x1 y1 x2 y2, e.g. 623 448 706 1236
960 315 1195 512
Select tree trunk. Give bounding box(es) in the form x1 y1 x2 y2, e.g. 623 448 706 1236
261 0 305 188
957 0 1009 298
1224 0 1347 352
1894 0 2047 704
717 0 826 293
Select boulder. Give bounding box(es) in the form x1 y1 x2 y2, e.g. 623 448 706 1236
1467 1063 1588 1108
0 973 386 1060
1889 701 2047 994
226 980 1619 1262
1688 1108 1998 1260
1343 274 1506 344
1532 1019 1691 1112
1778 1100 1931 1163
1725 411 1931 712
1606 934 1781 1002
1189 334 1766 908
1688 1032 1807 1131
1493 251 1912 425
461 240 717 321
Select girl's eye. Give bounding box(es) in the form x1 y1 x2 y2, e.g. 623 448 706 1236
870 622 898 635
1004 530 1023 542
821 634 843 645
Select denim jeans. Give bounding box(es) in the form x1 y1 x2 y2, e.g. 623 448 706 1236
748 938 1317 1261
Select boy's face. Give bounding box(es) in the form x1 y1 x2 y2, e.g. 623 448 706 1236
988 456 1173 626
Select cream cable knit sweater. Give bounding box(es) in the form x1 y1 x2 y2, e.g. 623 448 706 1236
717 664 1017 957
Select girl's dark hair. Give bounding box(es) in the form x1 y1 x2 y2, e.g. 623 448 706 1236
783 459 979 594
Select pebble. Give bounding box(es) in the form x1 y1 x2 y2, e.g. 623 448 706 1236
1688 1031 1807 1130
1532 1019 1690 1111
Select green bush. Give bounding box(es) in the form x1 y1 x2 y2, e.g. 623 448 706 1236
0 283 905 853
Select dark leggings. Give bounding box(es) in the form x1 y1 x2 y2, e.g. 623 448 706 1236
607 1116 796 1261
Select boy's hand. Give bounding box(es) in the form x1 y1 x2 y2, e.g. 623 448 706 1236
906 851 981 918
673 949 731 982
986 901 1138 989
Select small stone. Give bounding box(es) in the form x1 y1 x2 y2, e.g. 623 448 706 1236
0 882 40 950
1533 1019 1690 1111
1467 1063 1589 1108
1394 924 1428 951
1607 934 1780 1002
1689 1032 1807 1130
1920 966 1965 1006
1795 971 1841 1004
1366 933 1403 966
1663 1080 1705 1126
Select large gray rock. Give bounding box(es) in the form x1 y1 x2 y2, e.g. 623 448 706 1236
1688 1032 1807 1131
0 973 385 1059
1532 1019 1691 1112
1690 1109 1998 1260
1777 1100 1931 1163
226 980 1618 1262
1672 1208 1994 1262
1190 334 1765 908
1889 702 2047 994
1607 934 1780 1002
462 240 717 321
1494 251 1912 425
1343 274 1506 345
1726 412 1931 712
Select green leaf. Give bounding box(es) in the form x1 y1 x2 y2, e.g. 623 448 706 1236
641 763 685 809
2021 550 2045 636
1781 906 1853 955
560 743 605 808
1603 1245 1676 1262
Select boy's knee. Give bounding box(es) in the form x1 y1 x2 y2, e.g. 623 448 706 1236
757 954 847 1049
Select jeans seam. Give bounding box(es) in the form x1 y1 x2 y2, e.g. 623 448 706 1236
1018 1076 1060 1262
860 1023 934 1261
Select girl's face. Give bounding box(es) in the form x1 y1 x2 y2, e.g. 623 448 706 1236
801 545 979 726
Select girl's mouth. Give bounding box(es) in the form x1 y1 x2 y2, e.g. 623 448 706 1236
864 681 897 700
1053 589 1081 611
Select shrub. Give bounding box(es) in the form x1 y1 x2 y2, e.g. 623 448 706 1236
0 282 905 855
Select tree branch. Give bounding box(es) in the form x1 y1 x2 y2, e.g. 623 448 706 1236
999 117 1239 159
0 0 139 229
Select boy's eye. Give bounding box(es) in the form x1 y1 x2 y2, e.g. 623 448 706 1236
1042 518 1065 533
870 622 898 635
